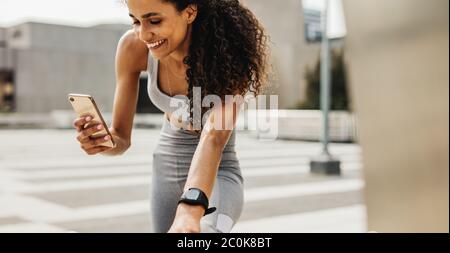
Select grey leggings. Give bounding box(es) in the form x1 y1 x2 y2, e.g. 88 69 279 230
151 116 244 233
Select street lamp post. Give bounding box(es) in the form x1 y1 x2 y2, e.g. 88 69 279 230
310 0 341 175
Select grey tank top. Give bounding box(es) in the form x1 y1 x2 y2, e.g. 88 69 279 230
147 53 190 121
147 53 237 143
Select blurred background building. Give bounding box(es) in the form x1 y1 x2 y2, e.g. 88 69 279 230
0 0 329 113
0 23 129 113
243 0 321 109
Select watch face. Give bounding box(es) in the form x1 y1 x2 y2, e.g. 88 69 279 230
185 189 200 200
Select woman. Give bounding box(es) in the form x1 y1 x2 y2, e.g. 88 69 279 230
72 0 268 233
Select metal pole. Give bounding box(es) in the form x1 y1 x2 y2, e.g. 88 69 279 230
320 0 331 155
310 0 341 175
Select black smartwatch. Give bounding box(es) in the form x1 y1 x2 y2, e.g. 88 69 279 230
178 188 217 216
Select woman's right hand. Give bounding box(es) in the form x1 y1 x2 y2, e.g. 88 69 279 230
73 115 113 155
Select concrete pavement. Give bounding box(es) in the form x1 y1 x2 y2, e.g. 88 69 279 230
0 128 366 233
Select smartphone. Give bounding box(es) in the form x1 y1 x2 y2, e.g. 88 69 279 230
68 93 116 148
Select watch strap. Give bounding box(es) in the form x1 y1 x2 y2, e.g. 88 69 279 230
178 188 217 216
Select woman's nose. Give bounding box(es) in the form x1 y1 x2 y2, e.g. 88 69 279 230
138 27 155 44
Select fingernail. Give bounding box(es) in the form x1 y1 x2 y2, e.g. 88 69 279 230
104 136 110 140
97 125 103 130
86 116 92 122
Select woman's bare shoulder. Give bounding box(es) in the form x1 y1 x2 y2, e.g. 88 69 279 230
117 29 149 72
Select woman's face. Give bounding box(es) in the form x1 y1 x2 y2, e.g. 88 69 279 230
127 0 196 59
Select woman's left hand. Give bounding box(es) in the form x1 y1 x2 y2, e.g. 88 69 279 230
168 203 204 233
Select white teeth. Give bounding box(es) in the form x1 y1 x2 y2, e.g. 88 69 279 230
148 39 165 48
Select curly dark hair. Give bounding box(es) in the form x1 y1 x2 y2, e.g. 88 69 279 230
180 0 269 127
124 0 270 127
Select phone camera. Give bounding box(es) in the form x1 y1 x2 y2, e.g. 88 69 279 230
70 97 75 102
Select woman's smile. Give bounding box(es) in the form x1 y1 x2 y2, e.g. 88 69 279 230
147 39 167 50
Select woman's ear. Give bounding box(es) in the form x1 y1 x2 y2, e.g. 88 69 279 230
184 4 198 24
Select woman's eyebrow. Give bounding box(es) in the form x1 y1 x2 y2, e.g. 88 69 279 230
129 12 160 19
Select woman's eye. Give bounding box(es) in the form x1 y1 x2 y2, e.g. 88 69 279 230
131 20 160 26
150 20 162 25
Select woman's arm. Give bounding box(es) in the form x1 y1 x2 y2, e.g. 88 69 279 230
169 97 243 232
101 30 148 156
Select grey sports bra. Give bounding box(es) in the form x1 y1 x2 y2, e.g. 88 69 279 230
147 52 190 122
147 52 238 139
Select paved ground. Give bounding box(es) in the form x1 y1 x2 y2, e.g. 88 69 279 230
0 128 366 233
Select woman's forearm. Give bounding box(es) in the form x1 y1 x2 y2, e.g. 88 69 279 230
185 135 226 196
173 132 230 219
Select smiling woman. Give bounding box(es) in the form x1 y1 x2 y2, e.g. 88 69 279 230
72 0 270 233
125 0 269 124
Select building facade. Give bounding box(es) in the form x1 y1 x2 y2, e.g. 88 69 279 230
0 22 134 113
